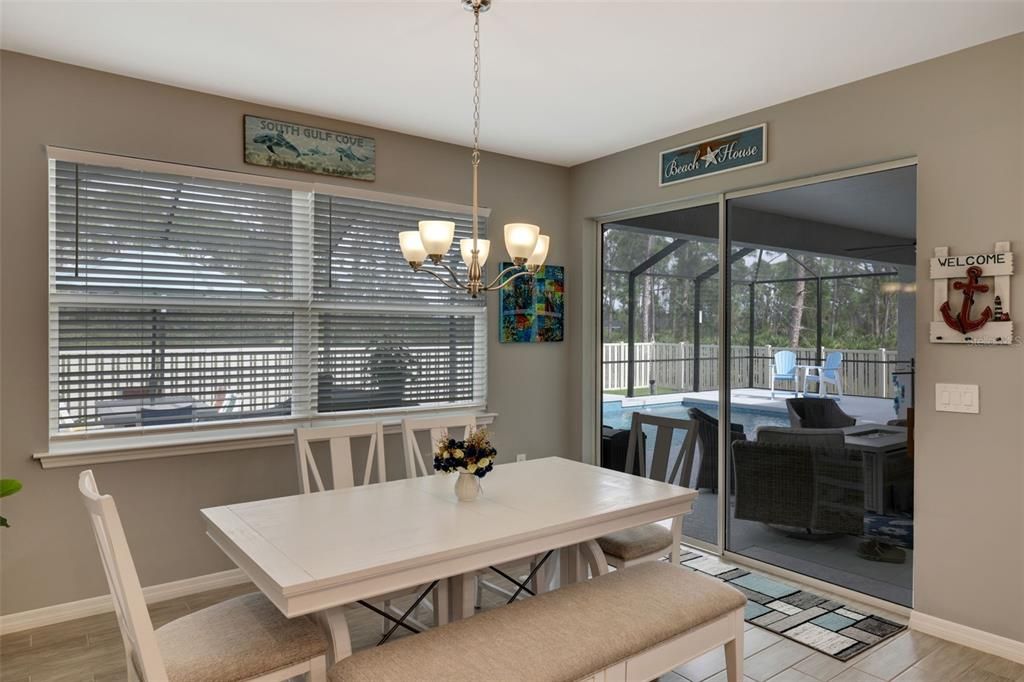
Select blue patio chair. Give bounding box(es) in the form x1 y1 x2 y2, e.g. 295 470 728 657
770 350 799 398
804 351 844 399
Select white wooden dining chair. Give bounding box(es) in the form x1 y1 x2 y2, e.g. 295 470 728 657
401 415 553 609
295 422 387 494
78 470 327 682
294 423 448 641
401 414 478 478
591 411 694 574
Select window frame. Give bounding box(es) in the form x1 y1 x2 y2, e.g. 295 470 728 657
43 147 491 460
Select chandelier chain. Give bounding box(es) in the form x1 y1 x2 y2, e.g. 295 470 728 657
399 1 547 298
472 5 481 167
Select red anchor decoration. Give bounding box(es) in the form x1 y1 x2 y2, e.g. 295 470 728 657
940 265 992 334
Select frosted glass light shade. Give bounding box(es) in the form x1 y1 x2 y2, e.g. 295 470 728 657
399 231 427 263
504 223 540 260
526 234 550 268
418 220 456 256
460 238 491 267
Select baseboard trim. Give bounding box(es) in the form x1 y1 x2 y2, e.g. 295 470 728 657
0 568 248 636
910 611 1024 664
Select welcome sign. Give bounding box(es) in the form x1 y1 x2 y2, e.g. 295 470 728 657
659 123 767 186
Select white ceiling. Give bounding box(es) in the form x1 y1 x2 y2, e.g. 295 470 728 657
3 1 1023 166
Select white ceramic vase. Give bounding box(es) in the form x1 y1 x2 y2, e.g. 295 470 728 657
454 471 481 502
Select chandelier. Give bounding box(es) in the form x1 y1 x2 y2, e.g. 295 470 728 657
398 0 550 298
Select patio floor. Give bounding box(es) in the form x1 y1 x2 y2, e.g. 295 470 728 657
682 492 913 607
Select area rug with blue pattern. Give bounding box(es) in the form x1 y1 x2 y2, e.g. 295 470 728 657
678 551 906 661
864 513 914 549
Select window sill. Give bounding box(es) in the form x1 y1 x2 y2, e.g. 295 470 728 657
34 410 496 469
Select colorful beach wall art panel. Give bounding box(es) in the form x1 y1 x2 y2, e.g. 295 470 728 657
499 264 564 343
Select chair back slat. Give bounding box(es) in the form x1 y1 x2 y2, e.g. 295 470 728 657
78 470 166 680
774 350 797 376
650 425 675 482
823 351 843 378
328 436 356 490
295 422 386 493
624 412 698 486
401 415 477 478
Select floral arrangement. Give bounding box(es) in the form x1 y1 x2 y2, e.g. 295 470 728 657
433 428 497 478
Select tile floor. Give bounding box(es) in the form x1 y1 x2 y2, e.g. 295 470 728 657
1 579 1021 682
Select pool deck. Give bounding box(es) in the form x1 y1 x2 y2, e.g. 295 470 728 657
604 388 897 425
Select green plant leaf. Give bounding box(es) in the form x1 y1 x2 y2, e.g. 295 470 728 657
0 479 22 498
0 516 9 528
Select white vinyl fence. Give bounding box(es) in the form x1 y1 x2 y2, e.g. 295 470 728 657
602 343 899 398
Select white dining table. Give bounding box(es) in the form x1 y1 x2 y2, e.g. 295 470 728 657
202 457 697 662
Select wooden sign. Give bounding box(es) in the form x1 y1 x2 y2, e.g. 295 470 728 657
930 251 1013 279
243 115 375 181
930 242 1013 344
659 123 766 187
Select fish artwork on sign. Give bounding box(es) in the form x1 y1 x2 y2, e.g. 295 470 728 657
244 115 376 181
336 146 370 164
253 132 302 158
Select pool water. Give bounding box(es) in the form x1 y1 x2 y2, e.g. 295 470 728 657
602 399 790 438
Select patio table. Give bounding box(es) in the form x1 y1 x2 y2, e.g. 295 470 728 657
842 424 909 513
794 364 821 396
201 457 696 663
95 396 212 427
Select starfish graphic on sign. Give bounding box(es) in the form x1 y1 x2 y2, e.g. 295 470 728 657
701 145 720 167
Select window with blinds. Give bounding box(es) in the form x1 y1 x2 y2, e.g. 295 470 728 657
313 193 487 414
49 154 486 437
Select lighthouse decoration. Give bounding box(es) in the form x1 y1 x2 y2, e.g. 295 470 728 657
930 242 1013 344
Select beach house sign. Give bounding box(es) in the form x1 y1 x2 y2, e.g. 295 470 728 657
659 124 766 187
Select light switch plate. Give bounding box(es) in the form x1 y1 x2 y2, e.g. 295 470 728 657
936 383 979 413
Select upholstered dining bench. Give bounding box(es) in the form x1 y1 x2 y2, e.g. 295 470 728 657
329 561 746 682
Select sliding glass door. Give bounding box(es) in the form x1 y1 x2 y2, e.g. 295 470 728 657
724 165 916 606
597 161 916 606
599 201 721 549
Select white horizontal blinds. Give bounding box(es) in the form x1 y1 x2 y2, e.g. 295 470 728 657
317 313 485 412
56 307 298 430
313 194 487 305
50 159 313 433
53 162 301 299
313 194 487 413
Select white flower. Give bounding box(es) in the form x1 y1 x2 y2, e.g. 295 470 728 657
453 449 464 459
467 463 478 473
477 457 490 468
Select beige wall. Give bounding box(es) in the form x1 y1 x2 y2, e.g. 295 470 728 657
567 34 1024 641
0 51 571 614
3 34 1023 644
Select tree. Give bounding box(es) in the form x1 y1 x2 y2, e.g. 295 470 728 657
789 278 806 347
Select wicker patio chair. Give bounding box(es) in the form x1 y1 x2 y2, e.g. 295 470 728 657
732 429 864 537
786 397 856 429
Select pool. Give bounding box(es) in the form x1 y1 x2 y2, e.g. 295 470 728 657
602 399 789 437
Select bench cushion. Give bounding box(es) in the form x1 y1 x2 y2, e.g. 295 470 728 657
596 523 673 561
155 592 326 682
329 562 745 682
